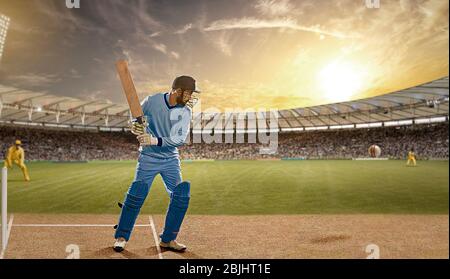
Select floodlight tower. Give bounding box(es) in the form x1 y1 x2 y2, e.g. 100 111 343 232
0 14 10 62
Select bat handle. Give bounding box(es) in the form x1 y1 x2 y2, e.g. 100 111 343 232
136 116 145 125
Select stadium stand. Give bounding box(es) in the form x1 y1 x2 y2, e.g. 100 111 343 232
184 123 449 160
1 123 448 161
0 125 138 161
1 76 448 161
0 77 448 130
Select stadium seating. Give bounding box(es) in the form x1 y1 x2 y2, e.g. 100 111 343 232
0 123 448 161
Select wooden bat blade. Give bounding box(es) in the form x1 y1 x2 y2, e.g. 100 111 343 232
116 60 144 123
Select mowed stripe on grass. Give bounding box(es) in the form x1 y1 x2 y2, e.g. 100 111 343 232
4 160 449 214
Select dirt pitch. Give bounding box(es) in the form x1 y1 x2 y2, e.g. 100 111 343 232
2 214 448 259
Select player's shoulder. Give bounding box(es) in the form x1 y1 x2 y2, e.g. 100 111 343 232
141 93 165 105
184 104 192 113
150 93 168 102
151 92 166 98
181 105 192 116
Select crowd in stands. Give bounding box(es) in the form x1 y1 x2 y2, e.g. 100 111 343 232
1 123 448 161
0 126 139 161
181 123 449 160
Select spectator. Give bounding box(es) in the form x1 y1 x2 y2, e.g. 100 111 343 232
1 123 448 161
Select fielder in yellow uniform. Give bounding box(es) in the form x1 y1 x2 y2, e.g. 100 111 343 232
4 140 30 181
406 148 417 167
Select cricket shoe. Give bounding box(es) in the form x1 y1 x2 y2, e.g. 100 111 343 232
159 240 187 252
113 237 127 252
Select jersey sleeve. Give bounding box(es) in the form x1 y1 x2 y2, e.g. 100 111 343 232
6 147 12 164
140 95 151 116
158 109 191 148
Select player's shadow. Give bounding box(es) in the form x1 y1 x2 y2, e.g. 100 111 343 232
91 247 142 259
310 234 351 244
86 246 203 259
159 246 203 259
146 245 160 256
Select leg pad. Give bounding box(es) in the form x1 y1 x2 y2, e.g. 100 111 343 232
114 181 147 241
160 181 191 243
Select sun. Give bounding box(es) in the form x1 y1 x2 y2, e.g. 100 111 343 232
318 60 364 102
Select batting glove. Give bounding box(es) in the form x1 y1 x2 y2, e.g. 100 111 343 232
129 118 148 136
137 133 159 146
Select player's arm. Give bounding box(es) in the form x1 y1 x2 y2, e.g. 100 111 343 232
158 109 191 147
138 109 191 147
134 96 162 146
129 96 150 136
5 147 13 167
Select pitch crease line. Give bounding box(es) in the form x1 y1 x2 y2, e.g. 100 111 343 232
149 215 163 259
12 224 151 227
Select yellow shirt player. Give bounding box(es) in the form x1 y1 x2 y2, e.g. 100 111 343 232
4 140 30 181
406 148 417 167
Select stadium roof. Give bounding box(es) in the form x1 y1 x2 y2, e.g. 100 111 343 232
0 76 448 131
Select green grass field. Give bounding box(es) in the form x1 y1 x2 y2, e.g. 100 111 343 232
3 160 449 215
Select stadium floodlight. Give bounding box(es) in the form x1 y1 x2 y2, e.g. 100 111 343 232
0 14 10 62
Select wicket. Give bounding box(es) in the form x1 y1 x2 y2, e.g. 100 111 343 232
1 167 7 252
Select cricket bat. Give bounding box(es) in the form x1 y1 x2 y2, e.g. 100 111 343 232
116 60 145 124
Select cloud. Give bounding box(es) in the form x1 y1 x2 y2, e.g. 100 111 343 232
197 79 311 111
211 31 233 56
254 0 293 16
170 51 180 59
88 0 162 33
2 0 448 111
152 43 167 54
150 31 161 37
34 1 107 35
84 89 112 103
7 73 61 87
325 0 449 95
134 80 172 98
174 23 193 34
93 58 104 64
152 44 180 60
204 17 356 39
69 69 82 79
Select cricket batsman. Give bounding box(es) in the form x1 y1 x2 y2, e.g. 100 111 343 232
406 148 417 166
113 76 200 252
4 140 31 182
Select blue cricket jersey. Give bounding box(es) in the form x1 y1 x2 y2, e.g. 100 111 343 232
139 93 192 159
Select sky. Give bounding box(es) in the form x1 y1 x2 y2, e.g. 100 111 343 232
0 0 448 111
